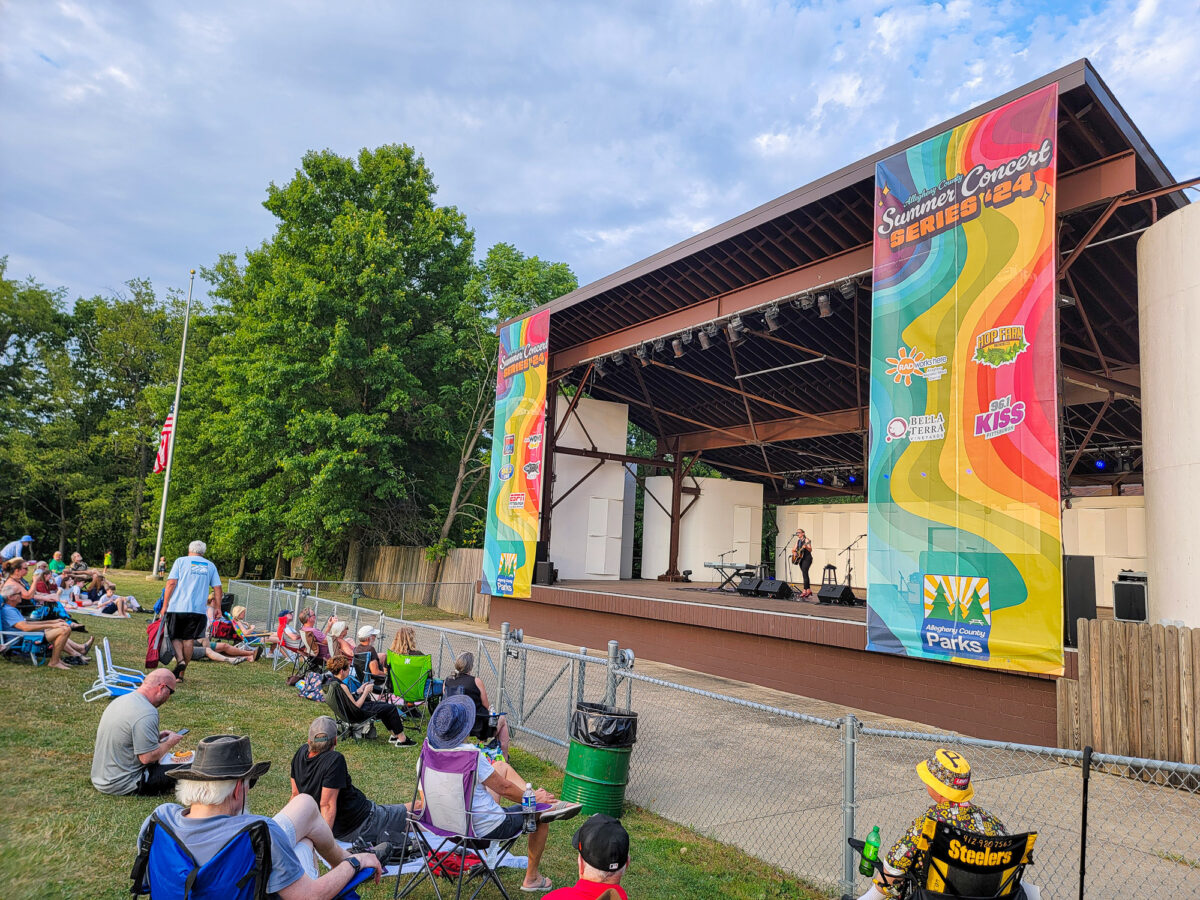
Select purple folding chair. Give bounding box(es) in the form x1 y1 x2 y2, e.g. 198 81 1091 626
395 742 522 900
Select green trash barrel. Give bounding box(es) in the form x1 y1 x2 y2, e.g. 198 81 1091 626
561 702 637 818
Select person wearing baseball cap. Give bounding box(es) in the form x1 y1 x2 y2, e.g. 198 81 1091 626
137 734 385 898
355 624 387 687
857 749 1009 900
544 814 631 899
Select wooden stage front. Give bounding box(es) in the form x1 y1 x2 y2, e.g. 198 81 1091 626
488 577 1074 746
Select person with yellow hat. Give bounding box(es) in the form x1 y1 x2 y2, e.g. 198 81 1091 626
857 749 1007 900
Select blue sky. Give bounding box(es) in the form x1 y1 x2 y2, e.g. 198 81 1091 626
1 0 1197 304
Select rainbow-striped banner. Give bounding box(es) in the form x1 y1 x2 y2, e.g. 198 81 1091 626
482 310 550 598
866 85 1063 675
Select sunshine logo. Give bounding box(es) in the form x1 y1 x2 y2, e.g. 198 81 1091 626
886 347 926 386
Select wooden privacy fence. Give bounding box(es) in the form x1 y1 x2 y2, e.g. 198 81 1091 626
343 543 488 620
1057 618 1199 764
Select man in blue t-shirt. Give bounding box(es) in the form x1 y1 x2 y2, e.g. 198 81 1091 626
162 541 222 682
139 735 383 899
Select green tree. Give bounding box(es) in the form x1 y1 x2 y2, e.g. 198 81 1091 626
963 587 988 624
927 579 956 620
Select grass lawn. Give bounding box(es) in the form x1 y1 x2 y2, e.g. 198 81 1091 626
0 572 827 900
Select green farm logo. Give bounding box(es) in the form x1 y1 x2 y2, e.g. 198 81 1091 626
973 325 1027 368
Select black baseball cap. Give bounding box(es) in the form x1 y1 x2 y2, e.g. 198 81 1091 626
573 814 629 872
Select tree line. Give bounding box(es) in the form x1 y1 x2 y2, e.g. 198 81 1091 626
0 145 577 577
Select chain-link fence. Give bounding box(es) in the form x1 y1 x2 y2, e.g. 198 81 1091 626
229 580 1200 898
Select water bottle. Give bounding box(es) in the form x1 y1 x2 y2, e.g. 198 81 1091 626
521 783 537 834
859 825 881 877
488 705 498 729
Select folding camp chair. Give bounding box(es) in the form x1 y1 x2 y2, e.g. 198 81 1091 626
354 650 390 697
395 742 523 900
325 678 381 741
132 812 376 900
852 820 1037 900
387 651 436 728
84 652 138 701
274 626 306 672
1 629 47 666
102 637 145 684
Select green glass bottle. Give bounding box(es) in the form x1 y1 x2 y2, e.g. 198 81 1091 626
859 825 881 877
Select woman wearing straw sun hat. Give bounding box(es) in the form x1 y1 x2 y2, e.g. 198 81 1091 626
856 749 1010 900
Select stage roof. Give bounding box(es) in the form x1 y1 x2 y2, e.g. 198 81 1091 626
532 59 1191 499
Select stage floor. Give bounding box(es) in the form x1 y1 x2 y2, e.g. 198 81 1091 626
550 578 868 623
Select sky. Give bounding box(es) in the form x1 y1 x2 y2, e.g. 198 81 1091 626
2 0 1197 305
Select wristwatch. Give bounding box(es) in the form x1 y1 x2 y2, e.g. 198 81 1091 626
346 856 362 874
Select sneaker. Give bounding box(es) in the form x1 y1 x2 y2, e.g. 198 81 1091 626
537 801 582 823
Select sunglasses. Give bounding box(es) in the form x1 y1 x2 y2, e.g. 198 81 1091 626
164 685 176 696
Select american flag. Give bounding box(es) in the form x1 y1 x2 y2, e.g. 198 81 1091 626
152 411 175 474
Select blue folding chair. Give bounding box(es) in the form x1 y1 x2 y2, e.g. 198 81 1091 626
1 629 47 666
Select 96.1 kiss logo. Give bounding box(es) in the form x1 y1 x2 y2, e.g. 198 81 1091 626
974 395 1025 440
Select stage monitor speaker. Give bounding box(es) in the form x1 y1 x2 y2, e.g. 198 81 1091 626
818 583 858 605
533 561 558 586
1113 572 1148 622
757 578 793 600
736 576 762 596
1062 555 1097 648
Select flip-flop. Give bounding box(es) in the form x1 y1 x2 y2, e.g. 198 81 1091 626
520 876 553 893
538 801 582 823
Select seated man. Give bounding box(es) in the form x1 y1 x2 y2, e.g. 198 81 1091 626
545 814 630 899
162 640 259 666
857 749 1013 900
290 716 412 848
92 669 185 795
3 576 92 669
353 625 387 687
423 695 580 894
138 734 384 898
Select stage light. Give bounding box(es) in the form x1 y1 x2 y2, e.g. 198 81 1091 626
1094 458 1107 470
817 292 832 318
792 292 814 311
726 315 746 346
838 279 857 300
1057 292 1077 308
610 351 625 366
653 337 666 355
672 331 693 358
848 474 857 484
635 344 650 366
699 322 719 350
594 359 606 378
831 474 843 487
764 303 781 332
817 476 825 485
797 478 806 487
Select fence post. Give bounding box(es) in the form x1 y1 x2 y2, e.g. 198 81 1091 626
1079 745 1092 900
497 623 510 716
605 640 619 708
518 642 528 726
566 658 576 744
841 714 859 897
577 648 587 702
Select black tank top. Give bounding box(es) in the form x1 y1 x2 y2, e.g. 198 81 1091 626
444 673 488 719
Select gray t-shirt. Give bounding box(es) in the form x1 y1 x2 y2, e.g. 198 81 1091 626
91 691 160 794
138 804 304 895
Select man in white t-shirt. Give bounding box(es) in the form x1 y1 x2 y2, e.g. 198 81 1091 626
162 540 222 682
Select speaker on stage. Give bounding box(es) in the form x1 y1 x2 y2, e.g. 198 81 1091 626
736 576 762 596
817 583 858 605
533 560 558 586
1113 571 1148 622
1062 555 1096 648
757 578 793 600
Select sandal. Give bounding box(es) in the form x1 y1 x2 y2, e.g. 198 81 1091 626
538 801 582 823
520 875 553 893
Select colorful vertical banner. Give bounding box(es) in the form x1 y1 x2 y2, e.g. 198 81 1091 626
867 85 1063 675
482 310 550 598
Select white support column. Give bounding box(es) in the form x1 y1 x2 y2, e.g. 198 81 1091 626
1138 202 1200 626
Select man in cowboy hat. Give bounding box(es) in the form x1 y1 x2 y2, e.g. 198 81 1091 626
138 734 385 899
422 695 581 893
857 748 1008 900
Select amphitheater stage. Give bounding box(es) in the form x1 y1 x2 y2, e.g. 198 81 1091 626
488 577 1077 746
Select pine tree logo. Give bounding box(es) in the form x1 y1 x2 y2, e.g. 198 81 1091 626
963 587 989 625
927 578 957 621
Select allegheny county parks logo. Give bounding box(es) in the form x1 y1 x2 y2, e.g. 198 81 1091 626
885 412 945 443
921 574 991 660
498 463 515 481
973 325 1027 368
885 346 949 385
974 395 1026 440
495 552 518 594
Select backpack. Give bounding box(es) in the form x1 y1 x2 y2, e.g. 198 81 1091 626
211 616 239 642
131 815 272 900
297 672 326 702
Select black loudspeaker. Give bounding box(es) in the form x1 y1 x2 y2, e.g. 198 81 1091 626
1113 572 1148 622
533 561 557 586
757 578 793 600
817 583 859 605
736 576 762 596
1062 555 1097 648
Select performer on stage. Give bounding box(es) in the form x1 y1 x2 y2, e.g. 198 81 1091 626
791 530 814 598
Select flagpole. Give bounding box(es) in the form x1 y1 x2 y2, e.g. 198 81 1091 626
152 269 196 579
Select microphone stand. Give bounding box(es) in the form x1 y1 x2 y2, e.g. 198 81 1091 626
840 534 867 589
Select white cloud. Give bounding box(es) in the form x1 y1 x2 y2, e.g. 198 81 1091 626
0 0 1196 304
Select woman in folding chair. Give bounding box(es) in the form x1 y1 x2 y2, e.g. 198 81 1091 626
412 695 581 895
327 655 417 747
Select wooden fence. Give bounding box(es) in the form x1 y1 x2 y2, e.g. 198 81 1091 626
343 543 488 621
1057 618 1199 763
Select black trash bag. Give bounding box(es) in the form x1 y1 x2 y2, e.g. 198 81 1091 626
571 701 638 748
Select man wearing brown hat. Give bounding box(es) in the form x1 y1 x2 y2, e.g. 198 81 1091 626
544 814 631 899
138 734 384 899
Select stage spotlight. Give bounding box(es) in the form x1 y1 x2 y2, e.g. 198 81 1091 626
726 315 746 346
610 351 625 366
764 303 781 332
797 477 806 487
838 279 857 300
653 337 666 355
1094 458 1107 471
848 474 858 484
817 476 825 485
672 331 693 358
635 344 650 366
817 292 832 318
1057 292 1077 308
831 474 843 488
594 359 606 378
699 322 719 350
